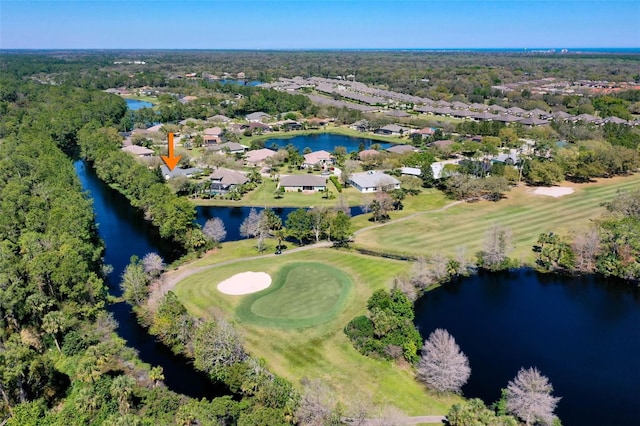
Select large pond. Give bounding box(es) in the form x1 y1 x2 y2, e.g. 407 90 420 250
264 133 392 153
414 269 640 426
125 98 153 110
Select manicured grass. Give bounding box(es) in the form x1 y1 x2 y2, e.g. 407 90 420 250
355 175 640 263
194 178 369 208
174 248 460 415
236 262 353 328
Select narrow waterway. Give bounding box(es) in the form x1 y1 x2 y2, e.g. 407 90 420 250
74 161 229 399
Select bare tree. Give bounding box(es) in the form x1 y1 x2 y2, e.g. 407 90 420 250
203 217 227 244
478 224 515 271
506 367 561 426
341 159 359 186
295 378 340 426
393 275 417 302
309 207 330 242
571 227 601 272
410 257 433 290
239 208 269 252
428 254 450 283
334 195 351 216
417 328 471 394
142 252 165 279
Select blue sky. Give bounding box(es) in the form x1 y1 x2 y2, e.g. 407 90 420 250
1 1 639 49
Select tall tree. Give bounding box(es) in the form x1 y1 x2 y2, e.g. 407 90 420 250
203 217 227 245
417 328 471 394
120 256 149 306
142 252 165 279
505 367 561 426
477 224 515 271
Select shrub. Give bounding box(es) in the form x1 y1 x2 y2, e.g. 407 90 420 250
329 176 342 192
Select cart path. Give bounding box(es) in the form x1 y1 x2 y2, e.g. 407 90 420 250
150 200 462 305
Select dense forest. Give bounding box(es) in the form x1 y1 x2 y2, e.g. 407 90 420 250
0 61 301 424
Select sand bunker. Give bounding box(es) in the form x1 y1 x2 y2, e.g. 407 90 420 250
217 271 272 295
533 187 575 197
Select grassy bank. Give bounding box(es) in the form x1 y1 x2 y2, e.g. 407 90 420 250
173 248 460 415
355 174 640 263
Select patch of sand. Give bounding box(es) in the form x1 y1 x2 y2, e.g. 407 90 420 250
217 271 272 295
532 187 575 197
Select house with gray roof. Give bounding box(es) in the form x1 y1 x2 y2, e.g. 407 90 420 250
209 142 247 154
279 175 327 192
348 171 401 193
160 165 203 180
375 124 410 136
122 145 154 157
245 111 271 122
386 144 416 155
208 114 232 123
519 116 549 126
209 168 249 193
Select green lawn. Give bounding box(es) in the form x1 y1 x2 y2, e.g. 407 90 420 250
355 174 640 263
237 262 353 328
173 248 460 415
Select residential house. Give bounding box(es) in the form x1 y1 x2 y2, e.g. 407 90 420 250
430 139 455 150
386 144 416 155
209 142 247 155
385 109 411 118
302 150 334 169
412 127 436 138
374 124 409 136
245 111 271 122
209 168 249 193
279 175 328 192
203 135 222 145
208 114 232 123
350 119 371 132
399 167 421 177
348 171 401 193
160 165 203 180
245 148 277 165
204 127 224 137
121 145 154 157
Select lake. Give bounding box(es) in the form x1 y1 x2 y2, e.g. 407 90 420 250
125 98 153 110
414 269 640 426
264 133 392 153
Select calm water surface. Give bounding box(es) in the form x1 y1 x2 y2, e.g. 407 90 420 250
414 269 640 426
124 98 153 110
265 133 392 153
74 161 228 399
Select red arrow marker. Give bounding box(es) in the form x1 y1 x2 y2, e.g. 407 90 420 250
161 132 181 171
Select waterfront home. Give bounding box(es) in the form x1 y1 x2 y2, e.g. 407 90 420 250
279 175 328 192
160 165 203 180
375 124 409 136
348 171 401 193
209 142 247 155
302 150 334 169
358 149 380 161
209 168 249 193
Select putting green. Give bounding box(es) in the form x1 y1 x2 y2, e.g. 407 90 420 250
236 262 353 329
